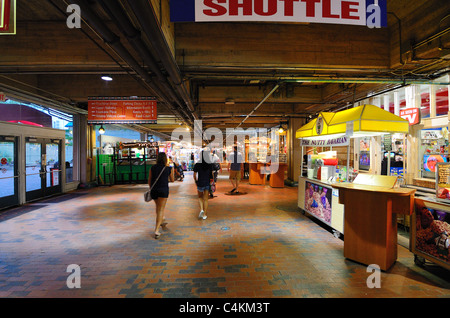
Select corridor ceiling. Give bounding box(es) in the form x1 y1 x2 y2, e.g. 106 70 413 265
0 0 449 138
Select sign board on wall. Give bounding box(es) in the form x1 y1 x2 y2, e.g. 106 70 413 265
0 92 6 102
301 135 350 147
399 108 420 126
170 0 387 28
0 0 16 35
88 97 157 124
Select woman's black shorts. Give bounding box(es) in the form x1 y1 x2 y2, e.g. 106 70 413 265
151 188 169 200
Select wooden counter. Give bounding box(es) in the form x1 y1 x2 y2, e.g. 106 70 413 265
249 162 287 187
269 163 288 188
249 162 265 185
332 182 415 271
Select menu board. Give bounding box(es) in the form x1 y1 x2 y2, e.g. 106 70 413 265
436 163 450 202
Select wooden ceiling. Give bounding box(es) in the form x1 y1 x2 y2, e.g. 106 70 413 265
0 0 449 137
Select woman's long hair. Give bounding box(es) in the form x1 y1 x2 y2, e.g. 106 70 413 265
156 152 168 166
200 150 211 169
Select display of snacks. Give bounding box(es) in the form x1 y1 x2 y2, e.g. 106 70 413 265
414 201 450 263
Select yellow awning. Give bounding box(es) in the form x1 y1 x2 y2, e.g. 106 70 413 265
296 105 409 139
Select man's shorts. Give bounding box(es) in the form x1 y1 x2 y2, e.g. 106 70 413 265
197 185 210 192
229 170 241 181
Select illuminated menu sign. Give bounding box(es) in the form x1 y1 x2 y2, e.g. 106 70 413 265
88 97 157 124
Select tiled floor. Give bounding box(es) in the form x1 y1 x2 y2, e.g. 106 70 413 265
0 171 449 298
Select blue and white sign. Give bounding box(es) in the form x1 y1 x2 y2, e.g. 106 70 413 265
170 0 387 28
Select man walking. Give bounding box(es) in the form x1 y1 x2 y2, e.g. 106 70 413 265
227 145 244 194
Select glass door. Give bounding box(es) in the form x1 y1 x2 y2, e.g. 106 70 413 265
45 141 61 196
0 136 19 209
25 138 62 202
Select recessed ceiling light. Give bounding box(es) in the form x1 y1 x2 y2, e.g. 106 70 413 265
101 75 113 81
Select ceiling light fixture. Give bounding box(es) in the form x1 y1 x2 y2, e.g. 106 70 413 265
98 125 105 135
101 75 113 81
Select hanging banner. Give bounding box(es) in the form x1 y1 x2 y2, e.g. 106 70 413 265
0 0 16 35
301 135 350 147
170 0 387 28
88 97 157 124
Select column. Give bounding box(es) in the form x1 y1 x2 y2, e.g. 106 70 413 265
394 91 400 116
405 85 420 109
430 84 436 118
383 94 390 111
288 117 304 182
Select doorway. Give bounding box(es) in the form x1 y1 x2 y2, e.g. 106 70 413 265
0 136 19 208
25 137 62 202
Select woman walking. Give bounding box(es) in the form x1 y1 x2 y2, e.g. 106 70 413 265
148 152 174 239
193 150 213 220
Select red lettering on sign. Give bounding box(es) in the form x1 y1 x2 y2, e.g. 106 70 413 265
203 0 228 16
342 1 359 19
322 0 339 18
301 0 321 17
229 0 253 16
254 0 277 16
202 0 364 20
280 0 300 16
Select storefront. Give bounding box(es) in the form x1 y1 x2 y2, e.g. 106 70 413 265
246 128 288 188
296 104 410 237
0 99 80 209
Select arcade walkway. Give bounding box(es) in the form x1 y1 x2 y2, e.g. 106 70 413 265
0 172 449 298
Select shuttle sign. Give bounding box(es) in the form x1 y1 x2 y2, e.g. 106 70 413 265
171 0 387 28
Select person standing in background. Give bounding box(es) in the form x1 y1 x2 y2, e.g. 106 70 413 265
209 150 221 198
228 145 244 194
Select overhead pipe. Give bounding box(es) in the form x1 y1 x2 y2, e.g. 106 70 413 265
95 0 194 124
236 84 280 129
124 0 197 120
66 0 192 125
283 77 450 85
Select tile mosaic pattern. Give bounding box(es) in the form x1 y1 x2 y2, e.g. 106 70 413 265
0 172 449 298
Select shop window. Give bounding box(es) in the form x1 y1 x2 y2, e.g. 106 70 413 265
420 128 449 179
420 88 430 119
436 87 449 117
0 100 76 183
65 121 74 182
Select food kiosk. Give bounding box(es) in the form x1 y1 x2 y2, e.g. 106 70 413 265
248 134 288 188
296 105 411 238
113 141 158 183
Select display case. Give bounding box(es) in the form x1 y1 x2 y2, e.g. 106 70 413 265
411 197 450 270
420 128 449 179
